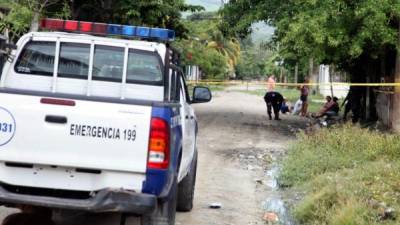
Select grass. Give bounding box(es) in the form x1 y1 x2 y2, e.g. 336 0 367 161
280 125 400 225
240 87 325 113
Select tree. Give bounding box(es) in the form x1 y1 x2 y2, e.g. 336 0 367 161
173 11 244 80
0 0 204 42
222 0 400 123
0 0 70 42
207 30 241 76
71 0 204 37
223 0 400 75
235 37 276 80
173 12 230 79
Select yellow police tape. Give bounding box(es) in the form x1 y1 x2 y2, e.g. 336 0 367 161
187 80 400 87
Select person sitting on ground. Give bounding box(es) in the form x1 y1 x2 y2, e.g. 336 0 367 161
313 96 339 118
264 91 284 120
292 99 302 115
327 97 340 116
280 98 291 114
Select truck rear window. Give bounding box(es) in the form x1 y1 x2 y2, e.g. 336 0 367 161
15 41 163 85
58 43 90 79
127 50 163 83
15 42 55 76
92 45 124 82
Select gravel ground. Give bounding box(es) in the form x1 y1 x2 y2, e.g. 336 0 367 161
176 90 307 225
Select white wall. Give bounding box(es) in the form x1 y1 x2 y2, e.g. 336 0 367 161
318 65 349 98
186 65 200 81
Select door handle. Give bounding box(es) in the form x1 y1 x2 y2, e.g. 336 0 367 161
45 115 68 124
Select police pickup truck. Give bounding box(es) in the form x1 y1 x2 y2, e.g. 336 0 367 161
0 19 211 225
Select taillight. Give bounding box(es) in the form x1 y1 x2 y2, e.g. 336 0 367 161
147 117 170 169
40 98 76 106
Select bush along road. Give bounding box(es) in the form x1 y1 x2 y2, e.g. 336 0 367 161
280 125 400 225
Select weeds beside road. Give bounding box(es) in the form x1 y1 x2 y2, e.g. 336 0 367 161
280 125 400 225
190 83 399 225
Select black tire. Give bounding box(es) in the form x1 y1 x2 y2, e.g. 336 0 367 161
141 180 178 225
176 152 197 212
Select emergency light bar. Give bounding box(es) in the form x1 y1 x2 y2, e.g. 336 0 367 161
40 18 175 41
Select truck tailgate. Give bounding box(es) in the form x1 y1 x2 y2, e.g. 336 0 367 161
0 93 151 173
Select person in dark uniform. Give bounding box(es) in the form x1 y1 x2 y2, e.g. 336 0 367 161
342 86 364 123
264 91 284 120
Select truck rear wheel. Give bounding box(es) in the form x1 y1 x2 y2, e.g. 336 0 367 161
176 152 197 212
141 181 177 225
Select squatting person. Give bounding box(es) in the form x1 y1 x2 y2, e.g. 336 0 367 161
264 91 284 120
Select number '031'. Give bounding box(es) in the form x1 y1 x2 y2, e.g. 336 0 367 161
1 123 13 133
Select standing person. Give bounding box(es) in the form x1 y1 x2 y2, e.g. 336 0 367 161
266 75 276 92
264 91 284 120
299 78 309 116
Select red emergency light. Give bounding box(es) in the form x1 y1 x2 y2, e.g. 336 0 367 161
39 18 175 41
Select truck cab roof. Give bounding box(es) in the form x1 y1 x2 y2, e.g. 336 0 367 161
16 32 167 63
1 31 175 102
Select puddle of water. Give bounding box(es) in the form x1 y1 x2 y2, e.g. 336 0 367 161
263 197 295 225
265 166 279 189
263 165 296 225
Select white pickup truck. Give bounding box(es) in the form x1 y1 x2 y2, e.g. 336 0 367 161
0 19 211 225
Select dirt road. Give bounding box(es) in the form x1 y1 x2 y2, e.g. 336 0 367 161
0 90 306 225
176 90 306 225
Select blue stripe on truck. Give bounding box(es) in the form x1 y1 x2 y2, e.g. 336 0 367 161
142 106 182 197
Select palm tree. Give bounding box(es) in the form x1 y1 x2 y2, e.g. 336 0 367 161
207 30 240 77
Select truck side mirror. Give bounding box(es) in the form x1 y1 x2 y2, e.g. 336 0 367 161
192 86 212 103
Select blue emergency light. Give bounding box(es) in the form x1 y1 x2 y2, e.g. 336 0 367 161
40 18 175 42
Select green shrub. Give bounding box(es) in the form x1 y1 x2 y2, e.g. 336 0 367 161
280 125 400 187
292 161 400 225
281 126 400 225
